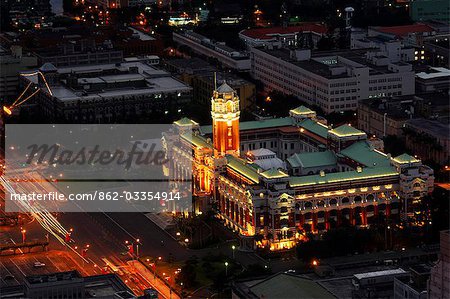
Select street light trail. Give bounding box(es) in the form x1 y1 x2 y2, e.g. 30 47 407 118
0 176 89 263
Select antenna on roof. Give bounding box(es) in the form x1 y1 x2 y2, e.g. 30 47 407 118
214 72 217 90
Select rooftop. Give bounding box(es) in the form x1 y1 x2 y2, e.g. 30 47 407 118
227 155 260 183
241 273 335 299
256 47 404 80
406 118 450 139
353 268 407 280
392 153 421 164
329 124 366 138
22 61 191 101
340 141 391 168
216 82 234 93
201 117 293 134
373 23 435 37
260 168 289 179
240 23 327 40
290 105 315 116
287 150 337 168
416 67 450 80
299 118 329 139
289 166 398 187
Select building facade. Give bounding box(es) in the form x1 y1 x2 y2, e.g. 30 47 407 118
250 47 415 113
164 85 434 251
239 24 327 49
0 45 37 100
428 230 450 299
20 59 192 123
410 0 450 24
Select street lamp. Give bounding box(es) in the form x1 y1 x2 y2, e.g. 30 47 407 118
231 245 236 259
136 238 141 258
225 262 229 276
21 229 26 243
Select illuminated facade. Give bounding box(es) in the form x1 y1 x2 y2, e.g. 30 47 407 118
164 85 434 251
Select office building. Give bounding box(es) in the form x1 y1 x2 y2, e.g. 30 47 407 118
250 47 415 113
20 59 192 122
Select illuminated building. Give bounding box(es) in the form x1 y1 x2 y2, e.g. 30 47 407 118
164 85 434 251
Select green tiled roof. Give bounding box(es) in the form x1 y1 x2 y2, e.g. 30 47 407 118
329 124 366 137
289 166 399 187
290 105 315 115
260 167 289 179
226 155 260 183
340 141 391 168
393 153 420 164
174 117 198 126
181 132 213 149
287 150 337 168
200 117 293 134
298 119 329 139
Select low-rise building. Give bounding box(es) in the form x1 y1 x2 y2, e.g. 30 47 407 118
250 47 415 113
394 264 431 299
352 268 409 299
0 270 135 298
416 67 450 93
357 95 423 138
173 31 251 71
404 118 450 165
20 59 192 123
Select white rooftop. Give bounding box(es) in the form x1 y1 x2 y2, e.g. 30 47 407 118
353 268 407 280
22 61 191 102
416 67 450 80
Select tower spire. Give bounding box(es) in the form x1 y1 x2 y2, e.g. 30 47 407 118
211 82 240 157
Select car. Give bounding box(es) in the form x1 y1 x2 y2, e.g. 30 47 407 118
33 262 46 268
4 275 15 280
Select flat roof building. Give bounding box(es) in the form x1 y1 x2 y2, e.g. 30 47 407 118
20 59 192 123
0 270 135 299
239 23 327 49
250 47 415 113
173 31 251 71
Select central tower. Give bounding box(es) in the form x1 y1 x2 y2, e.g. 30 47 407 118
211 82 240 157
